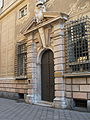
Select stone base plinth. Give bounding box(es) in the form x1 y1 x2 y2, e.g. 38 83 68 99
53 97 67 109
26 94 40 104
26 95 35 104
87 100 90 111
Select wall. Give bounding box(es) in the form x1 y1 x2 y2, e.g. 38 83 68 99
0 0 32 98
0 0 90 108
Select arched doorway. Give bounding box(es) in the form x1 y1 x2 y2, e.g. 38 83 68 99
41 49 55 102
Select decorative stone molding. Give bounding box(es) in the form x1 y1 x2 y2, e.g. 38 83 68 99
51 22 67 108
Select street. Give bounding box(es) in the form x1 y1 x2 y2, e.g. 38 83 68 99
0 98 89 120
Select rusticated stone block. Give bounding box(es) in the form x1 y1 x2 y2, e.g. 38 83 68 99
54 45 64 52
73 92 87 99
54 58 65 64
72 78 86 84
54 39 64 46
65 85 71 91
65 78 71 84
54 51 64 58
55 91 65 97
66 92 72 98
55 84 65 91
80 85 90 92
72 85 80 91
54 64 64 71
55 78 64 84
87 78 90 84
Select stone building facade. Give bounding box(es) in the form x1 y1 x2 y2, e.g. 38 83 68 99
0 0 90 111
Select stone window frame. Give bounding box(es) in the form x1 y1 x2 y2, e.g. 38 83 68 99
19 5 27 18
16 41 27 79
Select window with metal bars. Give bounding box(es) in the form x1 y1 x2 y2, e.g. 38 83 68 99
17 42 27 76
65 17 90 73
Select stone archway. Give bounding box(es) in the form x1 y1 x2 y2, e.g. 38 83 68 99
23 13 68 108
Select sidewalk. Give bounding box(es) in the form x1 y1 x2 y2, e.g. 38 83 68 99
0 98 89 120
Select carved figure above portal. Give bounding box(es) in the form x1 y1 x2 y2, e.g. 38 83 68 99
35 0 46 23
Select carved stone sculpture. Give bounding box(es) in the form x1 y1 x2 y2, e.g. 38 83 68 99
35 0 46 23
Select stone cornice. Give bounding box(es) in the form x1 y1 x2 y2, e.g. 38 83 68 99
64 72 90 77
0 0 24 20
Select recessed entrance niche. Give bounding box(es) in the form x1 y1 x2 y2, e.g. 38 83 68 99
41 49 55 102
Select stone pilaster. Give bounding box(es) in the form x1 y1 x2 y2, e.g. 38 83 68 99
52 21 67 108
26 34 37 104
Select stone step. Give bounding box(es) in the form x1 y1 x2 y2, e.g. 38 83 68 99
35 101 53 107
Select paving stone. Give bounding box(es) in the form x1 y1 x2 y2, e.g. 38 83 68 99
0 98 89 120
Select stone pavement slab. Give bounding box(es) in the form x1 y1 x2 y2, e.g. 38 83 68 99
0 98 89 120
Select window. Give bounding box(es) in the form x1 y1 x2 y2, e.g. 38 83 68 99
19 5 27 18
0 0 4 8
17 42 27 77
74 99 87 108
18 93 24 99
65 17 90 73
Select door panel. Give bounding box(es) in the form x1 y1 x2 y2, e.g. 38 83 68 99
41 50 55 102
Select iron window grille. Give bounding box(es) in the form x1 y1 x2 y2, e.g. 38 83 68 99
65 16 90 73
17 42 27 77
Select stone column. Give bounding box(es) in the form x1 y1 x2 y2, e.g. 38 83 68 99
52 21 67 108
26 34 37 104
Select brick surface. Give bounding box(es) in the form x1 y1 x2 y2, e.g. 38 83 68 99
0 98 89 120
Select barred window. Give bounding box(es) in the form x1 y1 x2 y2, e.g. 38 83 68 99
17 42 27 76
65 17 90 73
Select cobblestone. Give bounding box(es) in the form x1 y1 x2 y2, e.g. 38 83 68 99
0 98 89 120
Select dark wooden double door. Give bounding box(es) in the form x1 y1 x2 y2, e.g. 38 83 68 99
41 50 55 102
